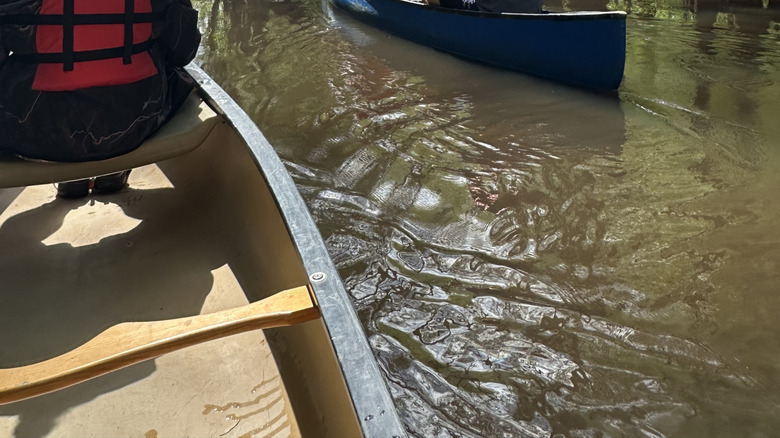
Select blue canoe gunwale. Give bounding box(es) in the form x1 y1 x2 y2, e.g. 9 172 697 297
329 0 627 89
416 5 626 21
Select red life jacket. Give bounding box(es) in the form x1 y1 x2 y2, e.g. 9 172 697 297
7 0 162 91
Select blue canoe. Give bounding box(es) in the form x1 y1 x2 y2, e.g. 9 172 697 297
329 0 627 90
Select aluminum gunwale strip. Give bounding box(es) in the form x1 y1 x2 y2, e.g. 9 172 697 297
186 64 407 438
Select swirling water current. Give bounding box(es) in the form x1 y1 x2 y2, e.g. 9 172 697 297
193 0 780 436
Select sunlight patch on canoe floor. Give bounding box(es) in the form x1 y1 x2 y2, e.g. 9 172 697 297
0 164 173 225
0 162 300 438
0 417 18 438
41 202 142 247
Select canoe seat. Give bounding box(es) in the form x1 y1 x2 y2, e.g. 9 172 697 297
0 92 219 189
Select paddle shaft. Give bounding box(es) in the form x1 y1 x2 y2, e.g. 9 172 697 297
0 285 319 405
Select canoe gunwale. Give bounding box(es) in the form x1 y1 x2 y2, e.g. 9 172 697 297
394 0 627 21
186 65 407 438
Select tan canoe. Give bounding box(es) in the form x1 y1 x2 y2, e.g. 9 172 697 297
0 65 405 438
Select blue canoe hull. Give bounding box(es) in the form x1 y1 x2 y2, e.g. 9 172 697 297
329 0 627 90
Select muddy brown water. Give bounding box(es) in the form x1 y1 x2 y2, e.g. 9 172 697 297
194 0 780 436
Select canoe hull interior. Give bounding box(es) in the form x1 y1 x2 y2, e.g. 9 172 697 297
0 92 376 436
330 0 626 89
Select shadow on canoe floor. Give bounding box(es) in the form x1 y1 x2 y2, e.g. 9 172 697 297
0 181 224 436
0 363 155 438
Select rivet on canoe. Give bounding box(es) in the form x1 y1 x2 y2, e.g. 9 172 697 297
310 272 326 282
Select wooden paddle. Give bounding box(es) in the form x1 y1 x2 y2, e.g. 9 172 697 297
0 285 319 405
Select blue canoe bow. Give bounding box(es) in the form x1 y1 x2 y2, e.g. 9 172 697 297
329 0 626 90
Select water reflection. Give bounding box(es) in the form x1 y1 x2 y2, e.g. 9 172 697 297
193 0 780 436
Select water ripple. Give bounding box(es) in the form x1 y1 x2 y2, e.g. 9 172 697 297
195 0 780 435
